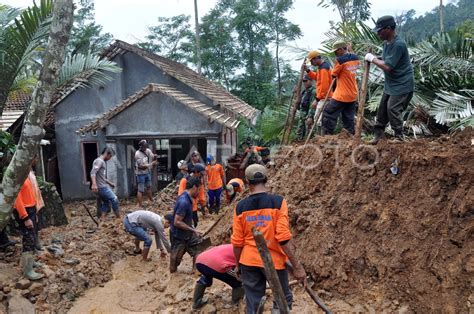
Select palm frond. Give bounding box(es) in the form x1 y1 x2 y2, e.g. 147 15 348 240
429 90 474 126
411 32 474 72
56 53 122 90
0 0 53 110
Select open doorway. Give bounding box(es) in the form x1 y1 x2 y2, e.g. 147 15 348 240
81 142 98 184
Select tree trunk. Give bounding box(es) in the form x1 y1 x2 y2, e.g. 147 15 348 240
276 30 282 104
194 0 202 74
0 0 74 230
439 0 445 33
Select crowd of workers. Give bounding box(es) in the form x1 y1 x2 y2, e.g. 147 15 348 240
0 15 414 313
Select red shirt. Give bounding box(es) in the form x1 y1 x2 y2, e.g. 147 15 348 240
196 244 236 273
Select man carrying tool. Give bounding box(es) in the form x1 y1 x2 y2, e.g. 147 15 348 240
192 244 244 309
304 50 333 135
91 147 120 224
206 154 225 214
13 156 45 280
225 178 244 204
170 176 203 273
135 139 158 208
321 40 360 135
123 210 171 261
231 164 306 313
178 163 207 227
365 15 414 143
295 74 315 140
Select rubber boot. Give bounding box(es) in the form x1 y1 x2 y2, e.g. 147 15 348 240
231 286 245 305
34 236 42 251
21 252 44 280
369 130 385 145
192 283 208 310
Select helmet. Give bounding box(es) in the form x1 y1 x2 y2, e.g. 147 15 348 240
307 50 321 60
177 160 186 169
207 154 213 164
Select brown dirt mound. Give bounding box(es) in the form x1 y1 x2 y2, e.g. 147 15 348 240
210 129 474 312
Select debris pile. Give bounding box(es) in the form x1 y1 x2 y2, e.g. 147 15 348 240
210 129 474 312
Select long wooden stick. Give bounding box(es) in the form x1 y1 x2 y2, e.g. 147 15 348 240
305 286 333 314
304 78 337 145
282 58 307 145
252 227 289 314
354 51 372 142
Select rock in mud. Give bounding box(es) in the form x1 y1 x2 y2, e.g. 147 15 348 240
29 282 43 296
15 279 32 290
8 294 35 314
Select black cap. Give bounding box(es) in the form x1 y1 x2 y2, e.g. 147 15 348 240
372 15 396 33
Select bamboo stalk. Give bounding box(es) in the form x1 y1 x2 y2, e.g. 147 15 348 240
252 227 289 314
305 78 336 145
354 50 372 142
282 58 307 145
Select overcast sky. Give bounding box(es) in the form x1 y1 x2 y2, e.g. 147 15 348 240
5 0 441 65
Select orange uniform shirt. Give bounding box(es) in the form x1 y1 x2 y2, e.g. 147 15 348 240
307 61 333 100
14 177 37 220
331 53 360 103
178 177 206 212
206 163 224 190
231 192 292 270
228 178 244 193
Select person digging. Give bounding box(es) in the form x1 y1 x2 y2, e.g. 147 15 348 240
123 210 171 261
192 244 245 310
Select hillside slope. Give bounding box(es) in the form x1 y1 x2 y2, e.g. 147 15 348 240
210 130 474 312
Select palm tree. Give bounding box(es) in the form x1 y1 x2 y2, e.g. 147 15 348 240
0 1 121 116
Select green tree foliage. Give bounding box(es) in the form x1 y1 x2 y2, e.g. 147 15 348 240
68 0 113 56
262 0 301 101
137 14 194 65
200 7 240 89
318 0 371 24
401 0 474 42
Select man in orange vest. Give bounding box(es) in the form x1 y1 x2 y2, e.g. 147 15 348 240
13 156 45 280
304 50 333 133
232 165 306 313
178 163 207 227
321 40 360 135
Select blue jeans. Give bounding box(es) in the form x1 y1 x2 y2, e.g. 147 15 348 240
123 216 152 247
136 173 151 193
208 188 223 212
98 187 119 214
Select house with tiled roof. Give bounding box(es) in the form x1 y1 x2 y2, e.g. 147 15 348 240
52 40 259 200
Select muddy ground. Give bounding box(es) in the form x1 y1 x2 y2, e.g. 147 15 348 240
1 130 473 313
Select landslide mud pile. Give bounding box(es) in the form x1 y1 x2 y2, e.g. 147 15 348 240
210 129 474 312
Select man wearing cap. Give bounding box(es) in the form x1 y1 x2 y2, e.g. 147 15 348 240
178 163 207 227
170 176 204 273
296 74 316 140
231 164 307 313
123 210 171 261
304 50 333 133
321 40 360 135
175 160 188 189
365 15 414 143
225 178 244 204
135 140 158 207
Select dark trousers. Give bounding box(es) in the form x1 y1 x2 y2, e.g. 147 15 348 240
192 211 198 228
296 110 309 139
0 227 10 247
196 263 242 288
374 92 413 136
322 99 356 135
240 264 293 314
13 206 38 252
208 188 223 213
